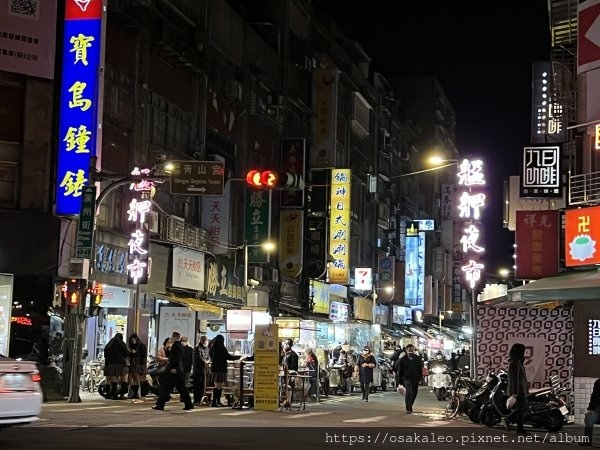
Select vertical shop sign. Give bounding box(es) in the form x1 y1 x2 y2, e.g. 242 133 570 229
254 324 279 411
515 210 560 279
520 146 561 198
404 232 425 309
328 169 351 284
311 68 339 168
304 216 327 279
278 209 304 278
244 190 271 263
281 138 305 207
55 0 104 215
75 185 97 258
201 181 230 255
127 167 153 285
456 159 486 290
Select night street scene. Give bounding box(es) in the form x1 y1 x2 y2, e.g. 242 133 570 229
1 0 600 449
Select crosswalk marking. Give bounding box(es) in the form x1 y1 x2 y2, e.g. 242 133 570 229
282 411 332 419
219 410 255 416
343 415 387 423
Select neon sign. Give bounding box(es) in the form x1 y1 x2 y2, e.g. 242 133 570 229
457 159 486 289
55 0 103 215
127 167 152 284
11 317 32 326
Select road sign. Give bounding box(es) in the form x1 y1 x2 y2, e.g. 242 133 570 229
170 161 225 196
578 0 600 74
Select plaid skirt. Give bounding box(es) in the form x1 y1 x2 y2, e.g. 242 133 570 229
104 363 129 377
212 371 226 383
130 362 148 375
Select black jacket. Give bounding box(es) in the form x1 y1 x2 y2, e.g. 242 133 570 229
588 379 600 411
396 353 423 384
181 344 193 372
104 337 129 365
166 341 186 373
283 350 299 371
209 345 241 372
128 341 147 367
193 344 210 373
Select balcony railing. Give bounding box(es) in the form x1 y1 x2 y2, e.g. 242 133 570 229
569 171 600 205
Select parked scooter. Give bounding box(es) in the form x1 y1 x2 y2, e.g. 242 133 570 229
462 368 506 423
429 364 451 400
479 374 568 432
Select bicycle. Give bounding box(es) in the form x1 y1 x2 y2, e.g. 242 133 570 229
445 368 482 419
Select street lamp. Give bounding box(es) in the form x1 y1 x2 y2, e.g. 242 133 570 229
241 241 276 290
498 268 510 278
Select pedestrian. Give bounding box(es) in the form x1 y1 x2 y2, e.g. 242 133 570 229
458 349 471 376
103 333 129 400
338 350 354 394
304 348 319 400
581 378 600 446
180 336 193 396
152 332 194 411
209 334 241 407
354 346 376 402
449 352 459 371
396 344 423 414
282 339 299 371
127 333 147 399
192 335 210 405
507 343 529 435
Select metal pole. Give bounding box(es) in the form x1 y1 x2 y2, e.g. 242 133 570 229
243 243 248 292
470 288 477 379
134 282 141 333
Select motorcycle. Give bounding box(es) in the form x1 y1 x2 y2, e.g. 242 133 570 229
462 368 505 423
479 374 568 432
428 364 451 401
377 358 394 391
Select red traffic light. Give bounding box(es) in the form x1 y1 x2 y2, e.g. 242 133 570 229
246 169 279 189
260 170 278 187
246 169 262 187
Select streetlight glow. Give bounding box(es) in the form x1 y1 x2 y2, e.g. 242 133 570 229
429 155 445 165
261 241 276 252
499 268 510 278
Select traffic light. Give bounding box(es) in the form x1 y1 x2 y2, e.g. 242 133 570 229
65 279 83 307
245 169 303 190
87 281 103 306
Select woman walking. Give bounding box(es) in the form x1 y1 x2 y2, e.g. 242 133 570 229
209 334 241 407
354 346 376 402
507 343 529 435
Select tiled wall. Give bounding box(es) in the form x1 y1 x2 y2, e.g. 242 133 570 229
574 377 596 424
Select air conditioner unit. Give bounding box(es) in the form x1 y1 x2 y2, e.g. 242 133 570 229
148 210 159 234
267 95 284 107
247 266 263 281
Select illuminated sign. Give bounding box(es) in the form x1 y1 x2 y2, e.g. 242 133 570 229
127 167 152 284
457 159 486 289
520 146 561 198
417 219 435 231
328 169 351 284
531 61 567 144
404 231 425 309
596 124 600 150
590 320 600 356
11 317 32 326
565 205 600 267
354 268 372 291
55 0 103 215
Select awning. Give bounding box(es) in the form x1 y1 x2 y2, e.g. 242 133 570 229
508 269 600 303
149 292 222 314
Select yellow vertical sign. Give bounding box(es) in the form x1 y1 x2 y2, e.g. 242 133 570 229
329 169 351 284
254 324 279 411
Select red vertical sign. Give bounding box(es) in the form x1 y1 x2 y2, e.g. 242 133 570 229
515 210 560 279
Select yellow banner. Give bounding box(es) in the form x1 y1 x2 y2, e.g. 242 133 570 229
253 324 279 411
329 169 351 284
278 210 304 278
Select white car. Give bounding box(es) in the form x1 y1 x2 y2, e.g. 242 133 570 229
0 354 42 428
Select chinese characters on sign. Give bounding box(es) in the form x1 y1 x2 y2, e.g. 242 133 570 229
404 231 425 309
127 168 153 285
170 161 225 196
254 324 279 411
329 169 351 284
172 246 205 291
75 185 97 259
311 68 338 168
244 190 271 263
531 61 567 144
589 320 600 356
565 205 600 267
55 0 103 215
278 210 304 279
520 146 561 198
515 210 559 279
201 181 230 255
456 159 486 290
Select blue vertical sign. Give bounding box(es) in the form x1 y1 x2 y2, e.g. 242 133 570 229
55 0 103 215
404 232 425 309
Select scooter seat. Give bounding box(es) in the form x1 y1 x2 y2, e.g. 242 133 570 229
528 387 551 396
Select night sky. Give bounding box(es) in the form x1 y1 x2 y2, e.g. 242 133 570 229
313 0 552 273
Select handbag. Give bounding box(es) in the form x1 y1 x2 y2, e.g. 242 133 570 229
506 394 517 410
397 385 406 396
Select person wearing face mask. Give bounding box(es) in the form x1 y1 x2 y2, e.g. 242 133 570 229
192 335 210 405
396 344 423 414
354 346 377 402
179 336 193 400
282 339 299 372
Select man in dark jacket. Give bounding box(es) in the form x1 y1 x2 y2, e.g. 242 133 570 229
582 378 600 446
282 339 299 371
192 335 210 405
152 332 194 411
396 344 423 414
